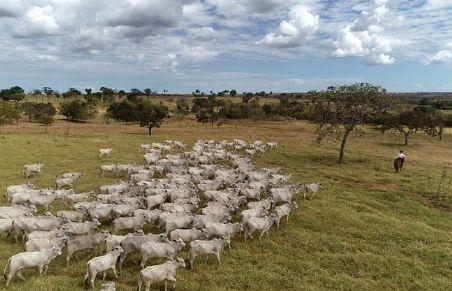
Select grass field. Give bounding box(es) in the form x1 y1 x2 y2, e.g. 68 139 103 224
0 117 451 290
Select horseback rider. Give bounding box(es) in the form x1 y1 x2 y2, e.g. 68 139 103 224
394 150 405 173
396 150 406 161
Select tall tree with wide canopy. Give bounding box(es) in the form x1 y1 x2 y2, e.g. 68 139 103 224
307 83 397 164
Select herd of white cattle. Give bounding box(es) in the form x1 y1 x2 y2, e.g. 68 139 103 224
1 139 321 290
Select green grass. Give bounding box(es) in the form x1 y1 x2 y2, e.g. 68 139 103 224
0 118 451 290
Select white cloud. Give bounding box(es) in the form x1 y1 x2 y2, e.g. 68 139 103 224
15 5 60 36
187 26 216 39
332 1 396 65
182 46 218 62
425 0 452 9
427 50 452 64
256 5 319 48
152 53 178 72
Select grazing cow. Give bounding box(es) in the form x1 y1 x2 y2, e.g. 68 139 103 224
22 163 44 179
137 258 186 291
84 246 123 289
140 239 185 268
188 238 229 269
4 246 62 287
99 148 114 159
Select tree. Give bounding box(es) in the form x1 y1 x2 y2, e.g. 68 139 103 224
135 100 169 135
0 86 26 101
375 106 438 145
307 83 396 164
0 101 21 134
34 103 56 133
107 98 169 135
193 95 224 127
144 88 152 97
59 100 97 122
175 98 190 119
230 90 237 97
100 87 116 103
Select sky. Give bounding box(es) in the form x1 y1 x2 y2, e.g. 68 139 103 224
0 0 451 93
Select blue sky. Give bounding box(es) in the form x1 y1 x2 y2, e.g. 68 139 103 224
0 0 451 93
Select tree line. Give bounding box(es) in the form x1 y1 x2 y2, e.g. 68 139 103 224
1 83 451 164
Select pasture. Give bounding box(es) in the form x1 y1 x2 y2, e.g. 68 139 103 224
0 117 451 290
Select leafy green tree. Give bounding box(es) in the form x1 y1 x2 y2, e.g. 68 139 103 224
135 100 169 135
230 90 237 97
59 100 96 122
175 98 190 119
34 103 56 133
193 95 224 127
0 86 26 101
107 98 169 135
307 83 397 164
0 101 21 133
106 99 137 123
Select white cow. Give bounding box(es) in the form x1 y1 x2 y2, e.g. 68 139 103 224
22 163 44 179
99 148 114 159
4 246 62 287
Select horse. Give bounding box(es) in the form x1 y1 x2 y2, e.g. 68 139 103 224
394 157 404 173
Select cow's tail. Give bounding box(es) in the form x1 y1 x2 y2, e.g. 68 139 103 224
84 262 90 285
3 257 11 280
137 272 143 291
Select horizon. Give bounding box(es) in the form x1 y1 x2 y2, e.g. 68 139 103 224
0 1 451 93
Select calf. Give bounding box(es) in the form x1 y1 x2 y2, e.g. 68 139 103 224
188 238 229 269
84 246 123 289
137 258 186 291
4 246 62 287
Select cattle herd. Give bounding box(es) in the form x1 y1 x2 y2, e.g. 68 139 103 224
1 139 321 290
